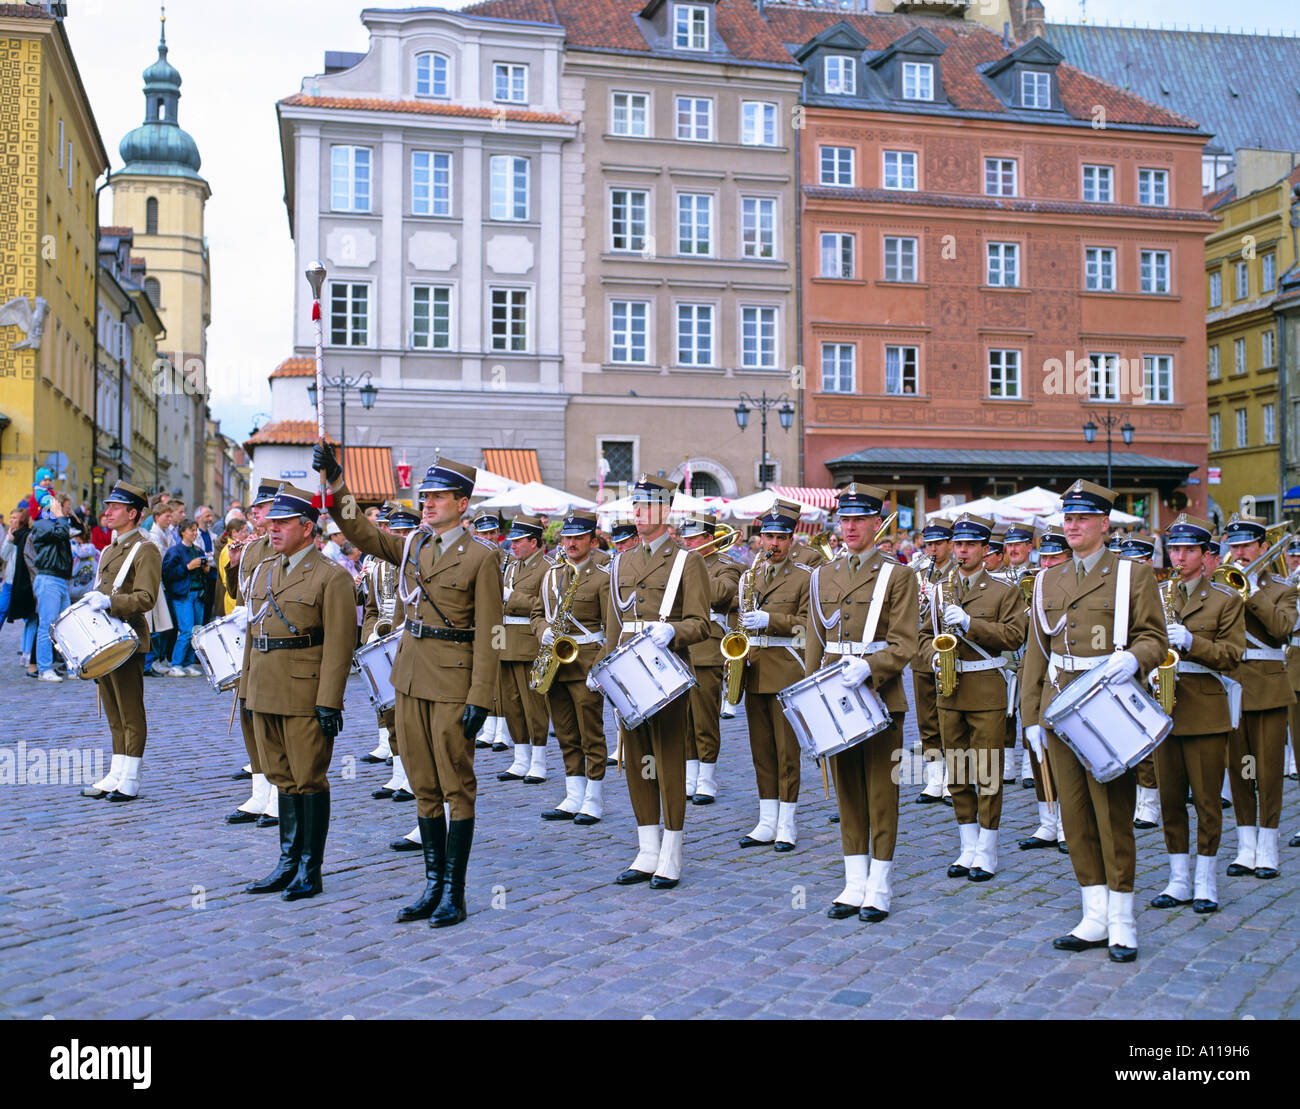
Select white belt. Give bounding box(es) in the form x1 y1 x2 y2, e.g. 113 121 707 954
503 615 531 625
826 641 888 656
1243 646 1285 661
622 620 652 634
955 657 1007 674
746 635 798 649
1048 652 1107 673
569 632 603 646
1176 659 1218 676
709 610 729 630
1289 636 1300 649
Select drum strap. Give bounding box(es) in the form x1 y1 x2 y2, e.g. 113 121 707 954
98 537 143 594
1113 559 1132 651
861 562 893 648
659 549 689 621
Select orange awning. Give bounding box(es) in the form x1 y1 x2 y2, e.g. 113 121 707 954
342 445 397 504
482 447 541 485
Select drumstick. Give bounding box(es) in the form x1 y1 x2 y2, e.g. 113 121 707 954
96 683 102 719
1039 741 1057 811
820 757 829 800
228 693 238 735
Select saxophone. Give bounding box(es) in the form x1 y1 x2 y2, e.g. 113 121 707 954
932 567 960 698
373 560 399 637
1154 579 1180 714
529 556 582 695
722 550 767 706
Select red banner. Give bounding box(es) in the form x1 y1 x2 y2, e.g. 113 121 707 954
396 464 411 489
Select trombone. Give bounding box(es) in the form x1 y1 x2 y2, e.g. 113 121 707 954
692 522 740 558
1212 524 1293 599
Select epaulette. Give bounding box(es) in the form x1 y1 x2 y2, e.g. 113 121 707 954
882 555 903 566
791 561 813 574
471 535 497 551
719 551 745 568
1209 582 1240 599
594 562 611 574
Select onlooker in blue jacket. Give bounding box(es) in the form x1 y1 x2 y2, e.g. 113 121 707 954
30 493 73 681
162 518 207 677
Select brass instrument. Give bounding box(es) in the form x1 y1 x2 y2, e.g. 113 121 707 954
723 549 768 705
807 527 836 563
373 560 399 637
873 511 898 545
931 567 960 698
1212 525 1294 599
1013 565 1039 607
693 522 740 559
529 554 582 695
1154 579 1180 714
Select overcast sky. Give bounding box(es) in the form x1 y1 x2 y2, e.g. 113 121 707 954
67 0 1300 444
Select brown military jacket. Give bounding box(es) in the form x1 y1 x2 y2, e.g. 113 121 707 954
502 549 553 663
1228 571 1297 711
918 567 1027 712
740 555 811 695
1168 577 1245 735
226 533 274 700
806 549 920 714
1020 549 1168 727
94 528 163 646
240 547 357 716
529 549 613 684
689 550 744 669
331 480 504 709
600 532 711 664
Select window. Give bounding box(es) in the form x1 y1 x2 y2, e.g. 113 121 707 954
819 232 854 278
819 146 854 187
741 306 777 369
1209 412 1221 452
145 197 158 235
902 61 933 101
329 282 369 346
885 346 918 395
741 101 778 146
493 63 528 104
1208 345 1220 380
1085 247 1116 292
610 300 649 364
883 150 917 191
489 288 529 352
610 189 649 253
1020 70 1052 109
883 236 917 282
1234 337 1247 373
741 197 776 259
411 285 451 349
821 343 854 393
675 97 713 142
612 92 649 137
676 303 714 366
143 277 161 308
984 158 1016 197
1143 354 1172 403
674 4 708 50
1209 271 1222 308
1264 403 1277 444
415 53 448 97
986 242 1019 287
1235 261 1249 300
1262 328 1277 366
489 156 529 221
331 145 372 212
824 56 856 95
1140 249 1170 294
988 349 1021 398
412 151 452 216
58 119 63 167
602 440 635 485
1235 407 1248 448
1138 168 1169 207
1082 164 1113 203
676 193 713 256
1088 352 1121 401
1263 253 1277 293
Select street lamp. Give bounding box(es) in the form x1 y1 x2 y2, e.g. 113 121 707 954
307 370 378 470
1082 413 1135 490
734 391 796 491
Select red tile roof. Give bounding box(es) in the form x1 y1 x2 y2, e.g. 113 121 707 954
270 355 315 379
280 93 575 126
244 420 338 449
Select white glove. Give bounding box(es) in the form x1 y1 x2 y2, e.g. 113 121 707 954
586 671 602 693
646 621 675 647
740 609 770 631
85 592 112 613
503 586 514 604
1246 572 1260 593
840 657 872 687
541 627 555 646
1165 622 1192 651
941 604 969 632
1024 724 1045 760
1100 650 1139 682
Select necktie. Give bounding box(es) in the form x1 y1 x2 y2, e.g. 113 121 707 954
1076 561 1086 584
850 555 861 573
432 536 443 563
1178 582 1188 607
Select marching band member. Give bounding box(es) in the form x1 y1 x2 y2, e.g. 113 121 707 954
1018 527 1071 853
678 514 742 804
318 444 502 927
775 497 824 569
79 481 163 802
1001 522 1038 786
531 509 612 824
735 505 811 852
610 518 639 555
240 485 356 902
498 515 555 785
913 516 955 804
921 513 1026 883
1150 514 1244 915
358 503 395 766
1287 538 1300 848
1021 480 1167 962
599 474 710 890
365 505 413 805
983 526 1007 573
1119 536 1163 831
1222 513 1296 880
471 510 510 752
807 484 919 922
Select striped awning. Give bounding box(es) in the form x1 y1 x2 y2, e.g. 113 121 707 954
770 486 841 510
482 448 541 485
342 445 396 504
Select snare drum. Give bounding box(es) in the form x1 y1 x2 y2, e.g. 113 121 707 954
1042 665 1170 783
49 596 140 680
192 608 247 692
355 629 403 714
777 660 892 760
589 630 697 730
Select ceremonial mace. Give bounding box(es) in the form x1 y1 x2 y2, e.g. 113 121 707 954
306 261 330 510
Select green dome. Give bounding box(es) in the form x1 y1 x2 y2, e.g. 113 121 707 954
118 22 203 179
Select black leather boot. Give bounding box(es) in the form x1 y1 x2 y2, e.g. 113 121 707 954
282 791 330 901
245 792 301 893
396 815 447 922
430 818 474 928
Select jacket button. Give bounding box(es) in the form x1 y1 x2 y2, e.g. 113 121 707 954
1069 621 1076 628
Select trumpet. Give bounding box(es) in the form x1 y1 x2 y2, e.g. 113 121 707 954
723 549 767 705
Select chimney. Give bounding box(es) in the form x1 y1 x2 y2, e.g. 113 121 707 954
1025 0 1045 38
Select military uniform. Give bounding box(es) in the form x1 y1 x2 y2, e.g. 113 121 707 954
498 515 555 784
80 481 163 802
807 484 919 922
913 519 955 802
1120 536 1164 829
1000 522 1039 787
469 511 509 752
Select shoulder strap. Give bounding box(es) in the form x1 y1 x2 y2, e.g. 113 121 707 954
862 561 893 645
1114 558 1132 650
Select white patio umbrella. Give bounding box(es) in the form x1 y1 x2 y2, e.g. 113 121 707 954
994 486 1061 516
470 468 521 500
1040 506 1144 527
476 481 596 515
724 490 824 524
921 496 1011 523
595 491 723 520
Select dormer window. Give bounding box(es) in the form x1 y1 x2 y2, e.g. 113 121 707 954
902 62 933 101
674 5 708 51
824 56 856 95
494 63 528 104
1020 70 1052 109
416 53 448 98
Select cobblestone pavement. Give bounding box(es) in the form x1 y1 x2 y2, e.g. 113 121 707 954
1 621 1297 1020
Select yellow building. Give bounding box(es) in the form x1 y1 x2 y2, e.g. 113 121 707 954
0 4 108 512
1204 151 1300 526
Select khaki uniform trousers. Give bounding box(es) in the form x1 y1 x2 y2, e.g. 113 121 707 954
238 700 262 774
1227 707 1288 829
253 713 332 794
1046 729 1136 892
831 712 903 860
913 672 942 761
685 664 723 765
620 694 688 832
500 659 550 748
546 677 607 781
1155 733 1227 856
97 652 147 758
1135 754 1158 791
744 692 801 803
938 706 1005 829
395 692 476 821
